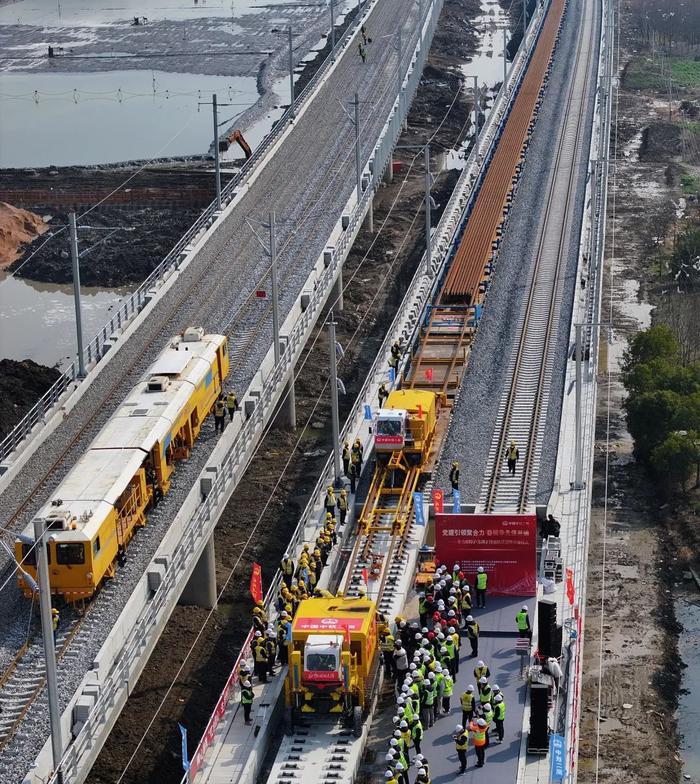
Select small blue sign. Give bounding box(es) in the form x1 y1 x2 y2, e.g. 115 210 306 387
452 489 460 513
389 368 396 383
550 733 566 781
179 723 190 773
413 492 425 526
364 404 373 421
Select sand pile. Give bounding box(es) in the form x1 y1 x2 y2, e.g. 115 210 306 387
0 202 48 268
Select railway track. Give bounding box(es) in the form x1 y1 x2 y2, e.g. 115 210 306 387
480 0 596 513
0 2 428 776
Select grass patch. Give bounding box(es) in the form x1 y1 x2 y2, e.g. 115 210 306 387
670 58 700 88
624 56 700 91
681 173 700 194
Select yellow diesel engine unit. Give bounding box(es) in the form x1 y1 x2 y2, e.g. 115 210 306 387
16 327 229 602
285 596 381 736
374 388 439 465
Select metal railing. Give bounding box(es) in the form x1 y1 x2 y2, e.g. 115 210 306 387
0 0 375 467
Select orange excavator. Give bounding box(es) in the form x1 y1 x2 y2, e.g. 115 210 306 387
218 129 252 158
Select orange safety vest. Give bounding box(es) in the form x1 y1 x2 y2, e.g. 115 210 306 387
470 722 486 746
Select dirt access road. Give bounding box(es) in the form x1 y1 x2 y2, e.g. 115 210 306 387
578 1 700 781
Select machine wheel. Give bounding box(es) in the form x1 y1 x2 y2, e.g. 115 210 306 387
284 707 294 736
352 706 363 738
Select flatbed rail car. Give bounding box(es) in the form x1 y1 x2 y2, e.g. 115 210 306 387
15 327 229 602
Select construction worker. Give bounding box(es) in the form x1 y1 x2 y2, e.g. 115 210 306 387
378 383 389 408
241 679 254 725
410 716 424 755
358 41 366 62
265 629 277 676
226 390 239 421
342 440 351 475
324 485 336 518
478 677 493 707
352 438 364 471
384 771 399 784
493 694 506 742
516 605 532 639
281 553 295 588
253 633 269 683
421 678 435 728
448 461 459 495
214 394 226 433
381 628 396 678
346 451 357 492
465 615 479 657
277 613 291 665
337 489 349 527
481 702 494 746
460 685 475 727
475 566 488 608
460 585 472 624
506 440 519 475
453 724 469 774
474 660 490 681
393 641 409 682
469 717 488 767
51 607 59 640
388 352 399 374
252 606 266 635
361 24 368 45
442 672 454 714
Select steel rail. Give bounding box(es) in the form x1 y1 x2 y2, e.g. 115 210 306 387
483 0 595 513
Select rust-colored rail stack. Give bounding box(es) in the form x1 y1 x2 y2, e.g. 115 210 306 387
441 0 567 303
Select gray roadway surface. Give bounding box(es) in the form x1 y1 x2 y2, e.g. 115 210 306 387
0 1 435 778
434 0 599 510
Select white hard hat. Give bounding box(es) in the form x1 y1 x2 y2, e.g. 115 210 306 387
385 753 394 761
396 762 405 771
477 566 484 573
455 724 464 732
437 632 445 640
390 738 398 747
453 563 460 570
477 718 486 726
448 626 455 633
419 592 425 598
494 695 503 703
467 684 474 691
428 672 436 680
243 680 251 687
479 676 487 684
440 647 448 654
393 730 401 738
385 772 393 779
493 684 501 691
448 610 456 617
477 660 485 667
397 695 406 703
483 703 491 711
521 605 528 611
409 663 417 671
423 679 431 686
415 754 424 761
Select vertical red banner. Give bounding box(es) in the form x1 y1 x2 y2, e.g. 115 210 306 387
566 567 575 605
250 562 263 604
432 488 444 514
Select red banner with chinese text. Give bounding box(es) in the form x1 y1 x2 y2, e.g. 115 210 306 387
250 562 263 604
435 513 537 595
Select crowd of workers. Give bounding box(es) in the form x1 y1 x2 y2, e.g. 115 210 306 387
378 561 531 781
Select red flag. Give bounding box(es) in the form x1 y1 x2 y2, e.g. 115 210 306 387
361 567 369 585
432 488 444 514
417 404 423 419
250 562 263 604
425 368 433 381
565 567 575 605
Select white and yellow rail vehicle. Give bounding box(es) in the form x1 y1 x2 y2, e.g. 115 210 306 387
16 327 229 602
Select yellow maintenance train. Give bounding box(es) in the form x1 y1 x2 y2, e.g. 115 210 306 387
16 327 229 602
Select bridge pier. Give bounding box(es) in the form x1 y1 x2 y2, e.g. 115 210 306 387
331 268 344 311
274 370 297 430
384 153 394 184
179 535 217 609
363 195 374 233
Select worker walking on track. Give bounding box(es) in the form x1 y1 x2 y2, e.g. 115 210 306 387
516 605 532 639
51 607 59 641
475 566 488 608
453 724 469 774
226 390 239 421
241 679 254 725
447 461 459 495
506 440 520 475
214 394 226 433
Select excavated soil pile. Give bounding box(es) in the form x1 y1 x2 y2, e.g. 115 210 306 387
0 202 47 267
0 358 61 438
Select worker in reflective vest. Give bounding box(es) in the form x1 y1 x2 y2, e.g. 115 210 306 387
448 461 459 495
410 717 424 755
226 391 238 421
506 440 520 475
442 673 454 714
324 486 336 518
214 395 226 433
337 489 349 527
465 615 479 656
453 724 469 773
253 636 269 683
478 677 493 707
516 606 532 639
421 679 436 728
240 680 254 725
469 718 488 767
460 685 475 727
474 661 491 681
460 588 472 623
475 567 488 608
493 694 506 742
281 553 295 588
481 703 494 746
381 631 396 678
342 441 351 475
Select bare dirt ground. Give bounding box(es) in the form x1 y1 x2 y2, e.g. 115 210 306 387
86 3 478 782
578 2 700 780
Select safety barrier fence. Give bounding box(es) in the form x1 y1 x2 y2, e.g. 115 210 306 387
40 2 441 782
0 0 375 467
183 4 553 780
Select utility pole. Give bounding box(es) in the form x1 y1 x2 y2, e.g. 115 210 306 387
269 211 280 365
574 324 583 490
473 76 480 140
424 144 432 275
329 0 336 61
396 28 403 100
328 315 342 484
69 212 86 379
503 27 508 85
212 93 221 210
522 0 527 41
288 27 295 118
33 518 64 781
353 92 362 203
